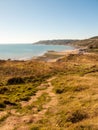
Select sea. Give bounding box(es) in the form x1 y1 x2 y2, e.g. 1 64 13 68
0 44 74 60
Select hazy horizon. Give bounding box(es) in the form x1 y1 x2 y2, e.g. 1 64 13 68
0 36 94 44
0 0 98 43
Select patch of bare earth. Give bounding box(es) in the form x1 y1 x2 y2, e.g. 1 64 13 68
0 77 58 130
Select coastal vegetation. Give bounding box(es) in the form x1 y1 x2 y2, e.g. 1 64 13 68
0 36 98 130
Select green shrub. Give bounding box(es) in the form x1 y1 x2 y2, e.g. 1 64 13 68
30 124 40 130
67 110 88 123
4 100 17 106
0 102 6 108
7 77 25 85
20 96 30 101
55 87 65 94
0 87 8 94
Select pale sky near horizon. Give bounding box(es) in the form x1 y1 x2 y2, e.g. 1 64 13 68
0 0 98 43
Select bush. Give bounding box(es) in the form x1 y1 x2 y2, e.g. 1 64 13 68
67 110 88 123
55 87 64 94
20 96 30 101
7 77 25 85
30 124 40 130
0 102 6 108
4 100 16 106
0 87 8 94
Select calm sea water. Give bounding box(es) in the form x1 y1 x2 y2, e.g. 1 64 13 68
0 44 74 60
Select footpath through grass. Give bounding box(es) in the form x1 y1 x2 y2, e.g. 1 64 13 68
0 53 98 130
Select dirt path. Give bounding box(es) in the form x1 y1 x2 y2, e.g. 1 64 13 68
0 77 58 130
32 77 58 122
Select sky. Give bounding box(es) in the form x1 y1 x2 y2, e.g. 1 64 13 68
0 0 98 43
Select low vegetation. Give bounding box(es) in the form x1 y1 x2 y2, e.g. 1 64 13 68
0 61 53 111
49 55 98 129
0 47 98 129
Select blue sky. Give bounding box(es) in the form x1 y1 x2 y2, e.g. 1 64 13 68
0 0 98 43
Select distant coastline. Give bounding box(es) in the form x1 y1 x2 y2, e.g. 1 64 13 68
0 36 98 61
33 39 78 45
34 36 98 48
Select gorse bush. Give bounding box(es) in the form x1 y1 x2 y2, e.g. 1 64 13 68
55 87 64 94
7 77 25 85
0 87 8 94
66 110 88 123
0 102 6 108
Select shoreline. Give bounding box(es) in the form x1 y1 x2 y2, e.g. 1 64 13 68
0 48 86 62
0 47 76 62
32 48 87 62
0 44 75 62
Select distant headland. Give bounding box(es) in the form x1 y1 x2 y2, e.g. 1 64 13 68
34 36 98 52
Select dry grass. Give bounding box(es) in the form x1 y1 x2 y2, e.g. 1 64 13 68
50 65 98 129
0 53 98 130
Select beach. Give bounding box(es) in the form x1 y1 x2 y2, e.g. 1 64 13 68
33 48 87 62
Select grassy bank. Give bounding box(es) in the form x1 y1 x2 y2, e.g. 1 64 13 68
29 53 98 130
0 52 98 130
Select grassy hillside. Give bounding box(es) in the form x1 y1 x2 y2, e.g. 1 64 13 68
72 36 98 52
0 53 98 130
0 60 54 110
